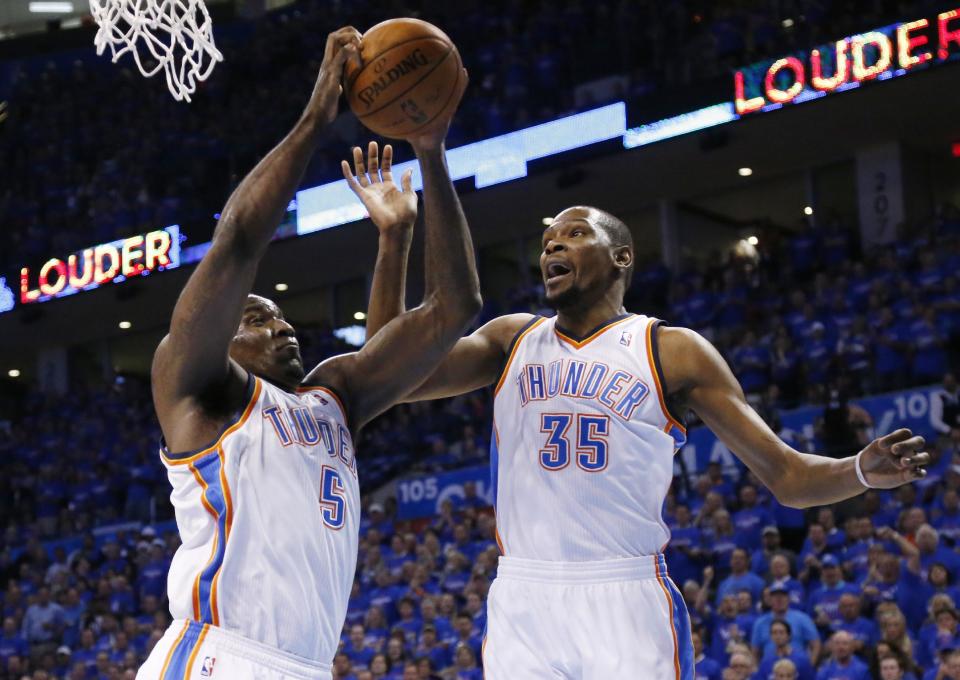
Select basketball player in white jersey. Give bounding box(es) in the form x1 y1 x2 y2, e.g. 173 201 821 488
138 28 480 680
375 205 929 679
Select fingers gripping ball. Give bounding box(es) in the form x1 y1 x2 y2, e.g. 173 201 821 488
345 18 463 140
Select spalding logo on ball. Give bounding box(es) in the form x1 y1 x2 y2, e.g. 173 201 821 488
345 18 463 140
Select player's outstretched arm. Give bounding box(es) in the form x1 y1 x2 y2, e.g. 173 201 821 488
401 314 535 401
309 78 486 430
659 326 930 509
341 142 533 403
341 142 416 339
152 28 360 449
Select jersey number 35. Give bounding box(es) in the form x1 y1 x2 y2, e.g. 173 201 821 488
539 413 610 472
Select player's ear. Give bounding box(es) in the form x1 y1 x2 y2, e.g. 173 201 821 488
613 245 632 271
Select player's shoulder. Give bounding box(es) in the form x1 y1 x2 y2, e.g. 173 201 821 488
477 313 542 352
656 325 724 389
656 324 706 356
301 352 355 398
656 323 716 353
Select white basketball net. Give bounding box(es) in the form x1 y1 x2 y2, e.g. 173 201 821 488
88 0 224 102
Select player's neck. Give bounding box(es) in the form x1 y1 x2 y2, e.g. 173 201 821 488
555 297 627 339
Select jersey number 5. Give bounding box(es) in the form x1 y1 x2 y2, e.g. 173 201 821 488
539 413 610 472
320 465 346 530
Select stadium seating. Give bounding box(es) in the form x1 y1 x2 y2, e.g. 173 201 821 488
0 0 944 272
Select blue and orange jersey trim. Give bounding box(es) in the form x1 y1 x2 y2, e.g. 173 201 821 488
554 313 635 349
644 319 687 448
159 620 211 680
653 556 682 680
494 316 545 395
157 379 253 627
158 621 190 679
184 624 210 677
160 374 261 466
654 556 694 680
210 447 233 623
489 422 505 555
187 449 231 626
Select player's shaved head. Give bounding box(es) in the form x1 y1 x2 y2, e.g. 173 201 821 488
555 206 634 281
541 206 635 311
244 293 283 316
577 206 633 253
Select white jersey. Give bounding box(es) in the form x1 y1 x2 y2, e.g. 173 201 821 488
491 314 687 562
160 375 358 663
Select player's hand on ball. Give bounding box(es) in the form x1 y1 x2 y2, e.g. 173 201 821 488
342 141 417 231
406 68 469 150
857 428 930 489
311 26 362 125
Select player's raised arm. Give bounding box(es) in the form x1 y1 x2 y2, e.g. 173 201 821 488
341 142 416 338
152 28 360 449
342 142 533 402
659 326 930 508
308 78 487 430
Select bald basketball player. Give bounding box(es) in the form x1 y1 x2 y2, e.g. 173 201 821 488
139 27 477 680
371 205 929 679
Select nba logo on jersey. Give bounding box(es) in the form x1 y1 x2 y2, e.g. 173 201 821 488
620 331 632 347
200 656 216 677
305 391 329 407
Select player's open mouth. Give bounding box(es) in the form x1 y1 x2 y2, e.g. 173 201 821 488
545 261 572 284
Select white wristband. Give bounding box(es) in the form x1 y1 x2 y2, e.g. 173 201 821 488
854 450 876 489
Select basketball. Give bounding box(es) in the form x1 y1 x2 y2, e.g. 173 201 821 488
345 18 463 140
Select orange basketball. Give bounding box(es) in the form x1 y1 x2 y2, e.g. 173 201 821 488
345 18 463 140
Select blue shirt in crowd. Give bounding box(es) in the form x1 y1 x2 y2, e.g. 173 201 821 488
751 610 820 659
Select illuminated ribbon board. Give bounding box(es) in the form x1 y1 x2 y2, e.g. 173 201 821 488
296 103 629 235
734 7 960 115
8 19 957 318
623 103 739 149
296 100 754 234
19 226 181 305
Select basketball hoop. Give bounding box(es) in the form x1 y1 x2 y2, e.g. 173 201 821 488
88 0 224 102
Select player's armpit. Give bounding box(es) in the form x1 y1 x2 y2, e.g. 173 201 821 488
151 240 262 450
658 326 865 509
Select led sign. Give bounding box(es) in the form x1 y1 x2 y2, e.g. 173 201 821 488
19 226 181 304
734 8 960 114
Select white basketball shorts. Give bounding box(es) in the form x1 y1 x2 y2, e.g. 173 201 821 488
137 620 332 680
483 554 694 680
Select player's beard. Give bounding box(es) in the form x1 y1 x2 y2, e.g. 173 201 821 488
544 284 582 311
282 355 305 384
545 268 621 312
258 352 305 388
